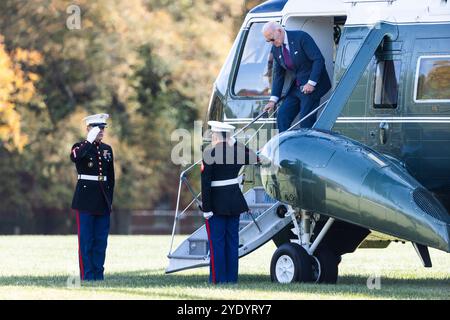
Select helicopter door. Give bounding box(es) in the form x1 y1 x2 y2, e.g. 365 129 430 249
366 44 403 156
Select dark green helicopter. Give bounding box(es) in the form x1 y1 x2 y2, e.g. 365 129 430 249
166 0 450 283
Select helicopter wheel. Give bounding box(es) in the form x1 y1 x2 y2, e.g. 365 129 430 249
311 246 339 284
270 243 312 283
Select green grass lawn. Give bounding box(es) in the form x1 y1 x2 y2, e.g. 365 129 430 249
0 235 448 299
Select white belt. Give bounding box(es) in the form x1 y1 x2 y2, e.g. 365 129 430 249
211 178 239 187
78 174 107 182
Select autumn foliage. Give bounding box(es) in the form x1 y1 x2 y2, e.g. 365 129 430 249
0 36 42 151
0 0 263 233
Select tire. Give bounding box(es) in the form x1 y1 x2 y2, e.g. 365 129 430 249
312 246 339 284
270 243 312 283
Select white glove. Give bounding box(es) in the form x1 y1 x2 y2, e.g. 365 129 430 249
203 211 213 220
87 127 101 143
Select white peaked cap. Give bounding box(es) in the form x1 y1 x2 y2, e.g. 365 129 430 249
208 121 235 133
83 113 109 126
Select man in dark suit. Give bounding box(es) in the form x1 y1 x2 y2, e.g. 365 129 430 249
70 113 115 281
201 121 258 284
262 21 331 132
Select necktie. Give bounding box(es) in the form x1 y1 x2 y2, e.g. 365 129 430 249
283 43 300 87
282 44 294 70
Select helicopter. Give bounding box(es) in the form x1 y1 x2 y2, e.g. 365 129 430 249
166 0 450 284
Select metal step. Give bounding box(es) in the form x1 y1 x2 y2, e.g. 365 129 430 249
166 187 292 273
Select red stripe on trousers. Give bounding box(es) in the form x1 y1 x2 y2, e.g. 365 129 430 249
75 211 84 280
205 219 216 284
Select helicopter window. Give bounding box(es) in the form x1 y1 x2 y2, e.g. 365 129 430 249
343 41 360 68
415 56 450 102
233 22 272 97
373 60 401 109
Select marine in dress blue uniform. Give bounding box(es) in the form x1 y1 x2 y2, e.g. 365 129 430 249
263 21 332 132
201 121 258 284
70 113 115 281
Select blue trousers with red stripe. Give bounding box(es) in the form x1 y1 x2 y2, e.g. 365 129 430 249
206 214 240 284
76 211 110 281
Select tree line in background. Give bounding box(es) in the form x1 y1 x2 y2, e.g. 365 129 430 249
0 0 264 233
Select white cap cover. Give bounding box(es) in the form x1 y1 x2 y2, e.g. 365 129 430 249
207 121 235 133
83 113 109 126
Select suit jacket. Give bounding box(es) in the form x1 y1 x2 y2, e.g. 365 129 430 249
271 30 332 100
201 142 257 216
70 140 115 214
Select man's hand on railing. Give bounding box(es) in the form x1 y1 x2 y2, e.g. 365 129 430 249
263 101 276 113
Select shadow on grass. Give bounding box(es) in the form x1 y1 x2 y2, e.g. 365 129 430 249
0 269 448 299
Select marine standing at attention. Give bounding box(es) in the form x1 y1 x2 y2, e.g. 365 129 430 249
70 113 115 281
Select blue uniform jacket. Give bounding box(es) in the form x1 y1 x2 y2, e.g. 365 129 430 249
201 142 257 215
70 140 115 214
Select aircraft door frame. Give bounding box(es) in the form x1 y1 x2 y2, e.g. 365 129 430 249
366 49 405 157
225 17 279 121
224 17 280 189
224 17 280 147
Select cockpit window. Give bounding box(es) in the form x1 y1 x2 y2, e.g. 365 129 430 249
415 56 450 102
233 22 272 97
